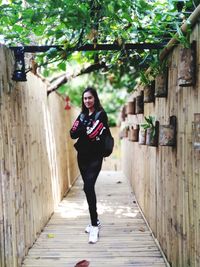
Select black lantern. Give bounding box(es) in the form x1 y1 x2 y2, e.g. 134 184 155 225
12 47 27 81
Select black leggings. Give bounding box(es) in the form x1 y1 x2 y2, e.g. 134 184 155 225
77 154 103 226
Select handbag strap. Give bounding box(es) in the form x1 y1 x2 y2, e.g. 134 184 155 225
94 110 102 121
95 110 111 136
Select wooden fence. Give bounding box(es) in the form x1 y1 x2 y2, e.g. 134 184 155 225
121 20 200 267
0 45 79 267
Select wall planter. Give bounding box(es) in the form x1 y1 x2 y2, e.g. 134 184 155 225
155 69 168 97
127 99 135 115
143 81 155 103
159 116 176 146
178 41 196 87
138 127 146 145
146 121 159 146
135 91 144 114
141 116 159 147
128 125 139 142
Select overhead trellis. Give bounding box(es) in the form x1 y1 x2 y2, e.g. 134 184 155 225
0 0 198 92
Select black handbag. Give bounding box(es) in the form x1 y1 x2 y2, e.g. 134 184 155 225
95 111 114 157
103 128 114 157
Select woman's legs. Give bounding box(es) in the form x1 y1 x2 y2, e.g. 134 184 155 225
78 154 103 226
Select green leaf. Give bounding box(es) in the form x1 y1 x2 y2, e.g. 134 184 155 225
57 61 66 71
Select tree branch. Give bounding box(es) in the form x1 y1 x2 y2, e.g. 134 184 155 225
47 62 106 96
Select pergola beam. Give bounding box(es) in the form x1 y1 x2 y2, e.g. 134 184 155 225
10 42 165 53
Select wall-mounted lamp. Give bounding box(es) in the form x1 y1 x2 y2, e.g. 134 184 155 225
12 47 27 81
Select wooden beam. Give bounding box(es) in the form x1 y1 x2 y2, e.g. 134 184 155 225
10 43 165 54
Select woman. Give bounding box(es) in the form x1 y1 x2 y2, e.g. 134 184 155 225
70 87 108 244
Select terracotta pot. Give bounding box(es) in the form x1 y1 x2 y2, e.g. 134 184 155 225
138 128 146 145
159 116 176 146
143 82 155 103
178 41 196 87
127 99 135 114
135 91 144 114
155 71 168 97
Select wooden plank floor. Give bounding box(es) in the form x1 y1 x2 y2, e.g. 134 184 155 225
22 171 168 267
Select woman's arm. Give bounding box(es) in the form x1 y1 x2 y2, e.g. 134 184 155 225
70 114 88 139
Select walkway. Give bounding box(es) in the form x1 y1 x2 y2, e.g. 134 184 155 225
22 171 168 267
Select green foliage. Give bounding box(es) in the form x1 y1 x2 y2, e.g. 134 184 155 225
141 115 156 138
0 0 196 124
172 21 192 48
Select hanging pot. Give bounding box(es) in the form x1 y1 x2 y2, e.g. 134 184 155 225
143 82 155 103
155 70 168 97
138 127 146 145
159 116 176 146
131 125 139 142
146 121 159 146
135 91 144 114
178 41 196 87
127 99 135 115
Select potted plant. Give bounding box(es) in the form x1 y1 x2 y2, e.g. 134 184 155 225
174 24 196 87
150 58 168 98
128 125 139 142
127 98 135 115
135 90 144 114
159 116 176 147
140 71 155 103
138 125 146 145
141 115 158 146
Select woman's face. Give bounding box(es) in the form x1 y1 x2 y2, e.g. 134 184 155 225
83 91 95 110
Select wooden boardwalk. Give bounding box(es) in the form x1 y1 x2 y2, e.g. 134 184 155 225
22 171 168 267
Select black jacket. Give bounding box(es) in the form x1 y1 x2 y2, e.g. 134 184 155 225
70 110 108 157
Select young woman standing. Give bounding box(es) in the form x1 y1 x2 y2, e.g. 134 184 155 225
70 87 108 244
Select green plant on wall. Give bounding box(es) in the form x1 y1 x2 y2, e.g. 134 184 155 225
141 115 156 139
172 22 192 48
139 70 151 86
149 57 168 77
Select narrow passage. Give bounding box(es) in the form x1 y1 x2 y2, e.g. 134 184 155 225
22 171 167 267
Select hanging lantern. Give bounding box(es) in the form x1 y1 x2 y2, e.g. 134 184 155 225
12 47 27 81
65 96 71 110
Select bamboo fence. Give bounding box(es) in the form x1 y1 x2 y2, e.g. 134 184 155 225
0 45 79 267
122 20 200 267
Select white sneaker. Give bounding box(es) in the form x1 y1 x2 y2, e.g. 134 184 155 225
85 220 101 233
88 226 99 244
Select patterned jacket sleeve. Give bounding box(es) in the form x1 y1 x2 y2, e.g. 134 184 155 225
70 114 87 139
86 111 108 141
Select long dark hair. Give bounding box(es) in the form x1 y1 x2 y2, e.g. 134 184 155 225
81 87 103 114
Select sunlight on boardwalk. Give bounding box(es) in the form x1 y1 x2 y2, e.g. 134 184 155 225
22 171 167 267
